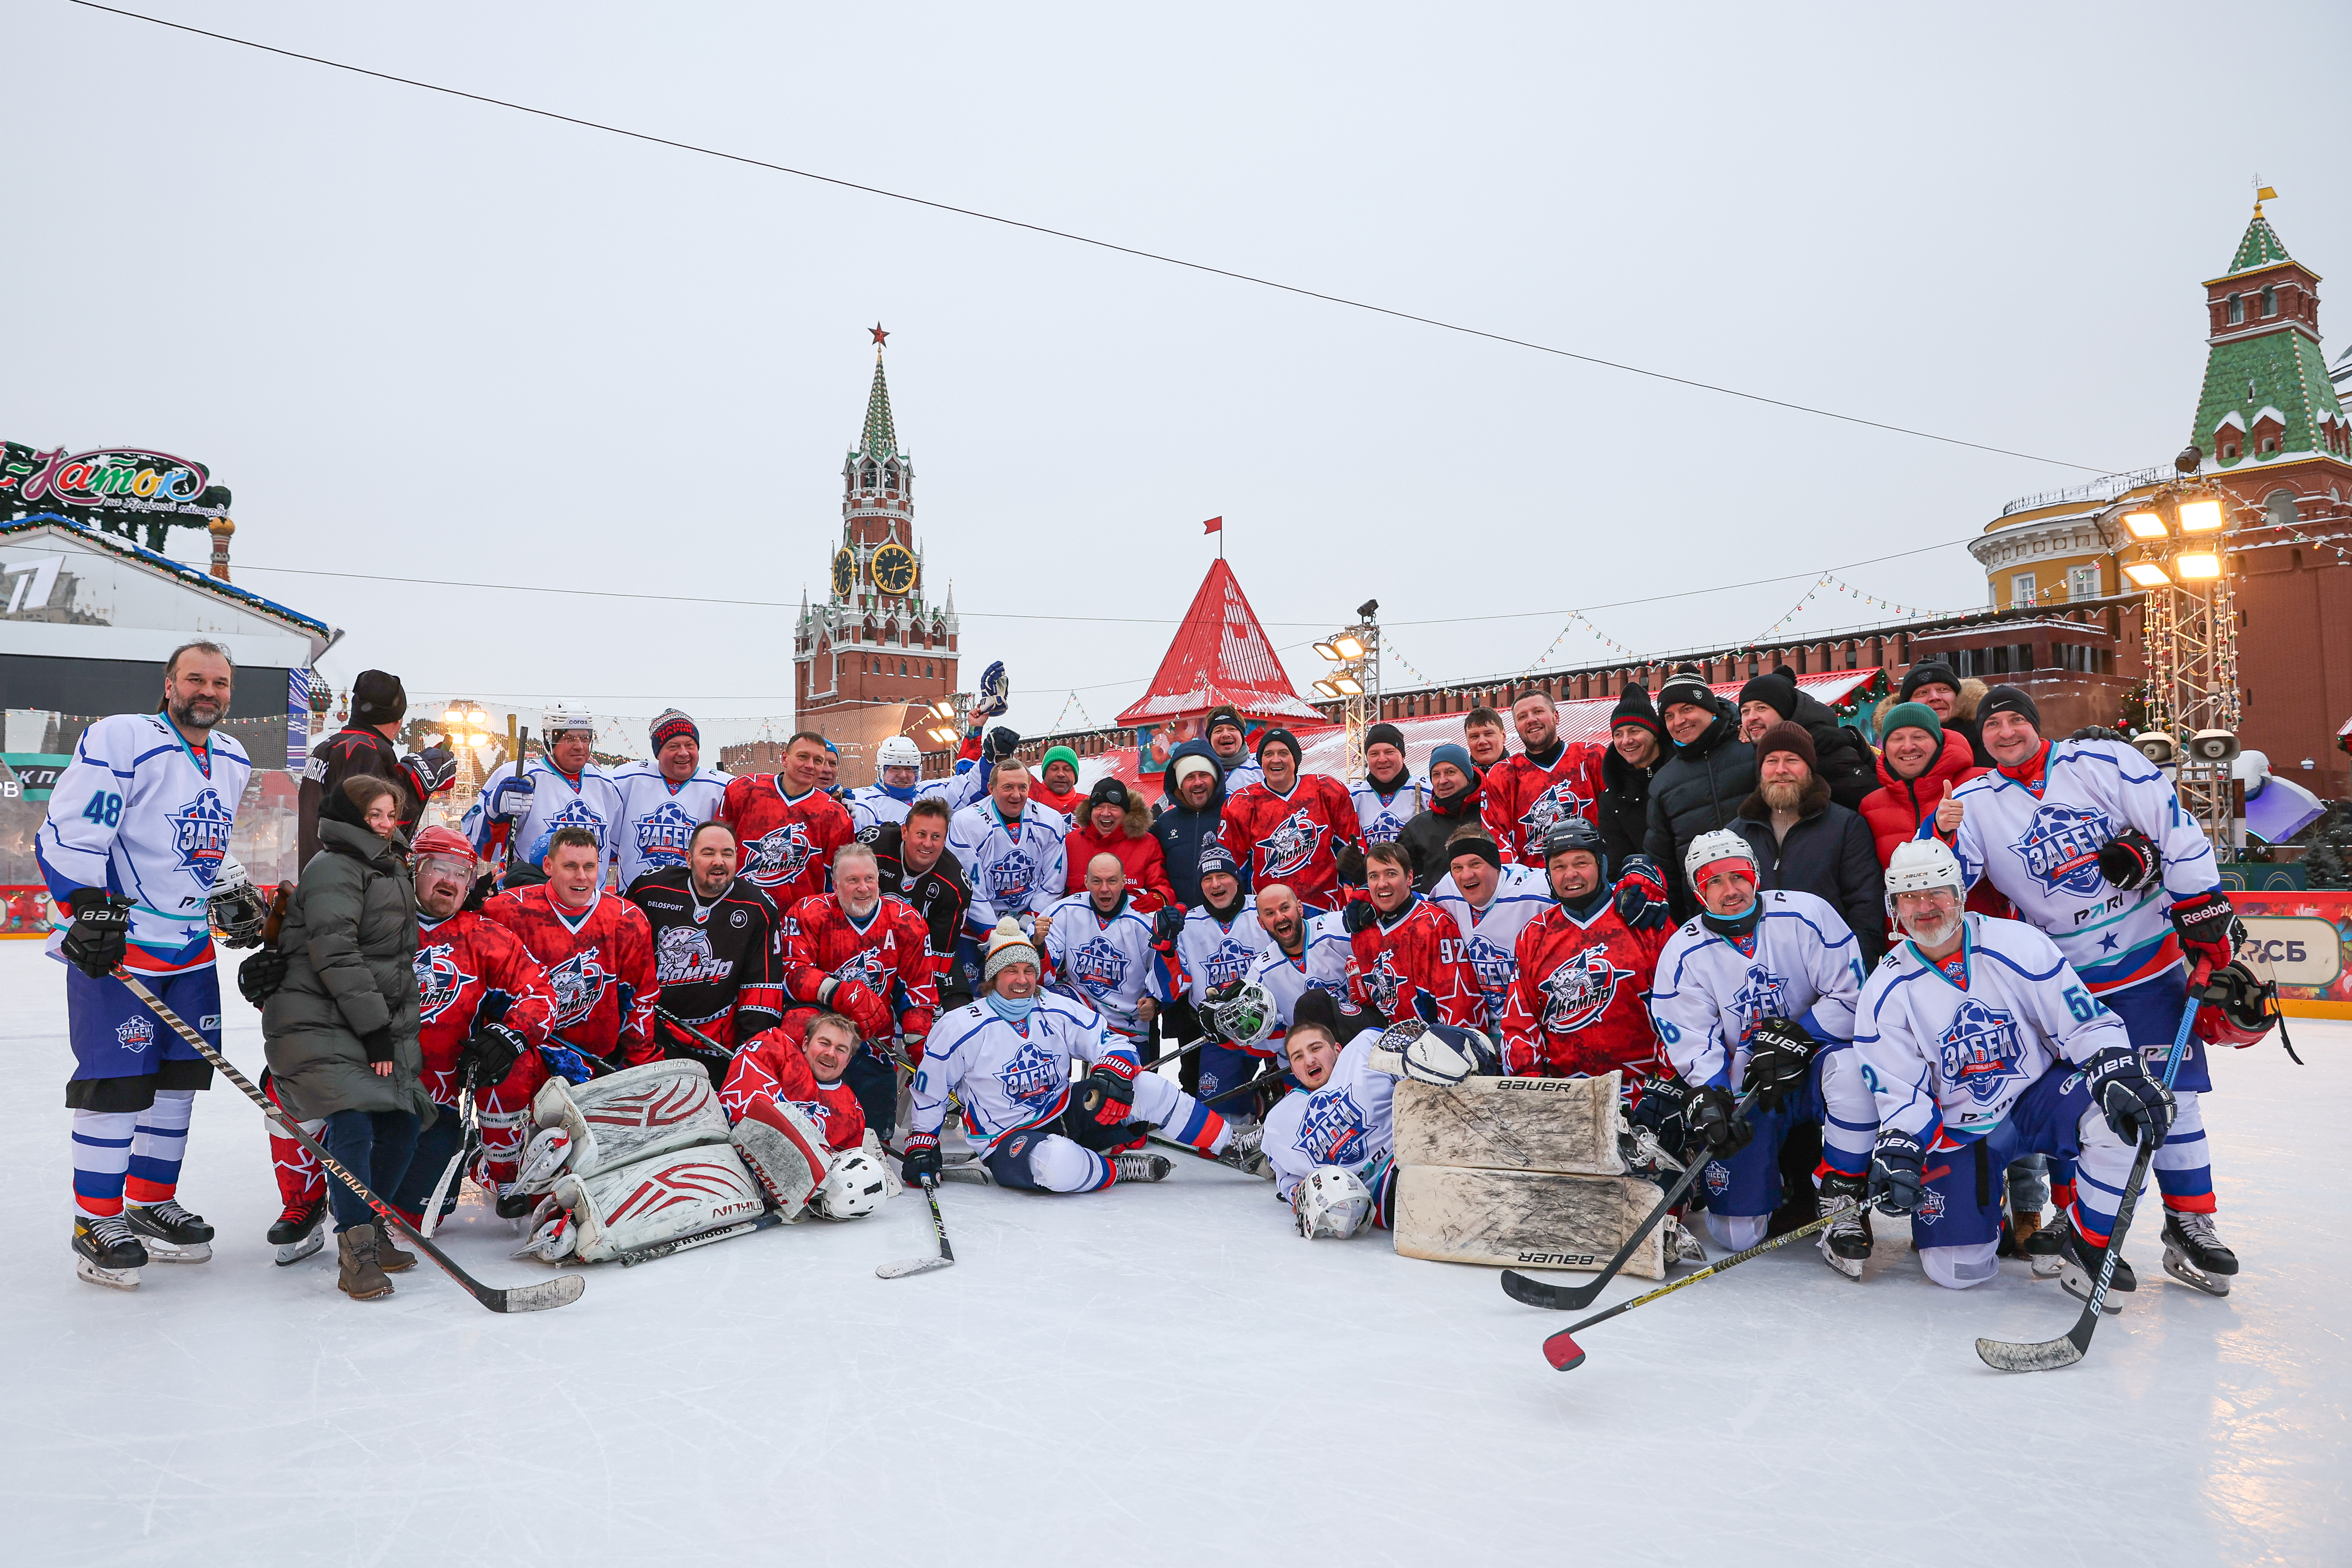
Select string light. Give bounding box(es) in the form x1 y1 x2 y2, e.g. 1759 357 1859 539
1523 611 1641 673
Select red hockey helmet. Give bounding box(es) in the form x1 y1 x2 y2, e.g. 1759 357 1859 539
410 825 479 879
2189 940 2280 1050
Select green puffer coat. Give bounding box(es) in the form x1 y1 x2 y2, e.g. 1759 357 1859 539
262 818 433 1126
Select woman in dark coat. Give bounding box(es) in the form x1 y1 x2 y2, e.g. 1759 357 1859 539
263 774 432 1301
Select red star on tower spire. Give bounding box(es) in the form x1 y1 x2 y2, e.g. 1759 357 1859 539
870 323 889 348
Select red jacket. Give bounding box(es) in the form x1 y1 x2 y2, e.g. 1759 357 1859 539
1481 741 1610 865
1857 731 2008 925
1060 820 1175 908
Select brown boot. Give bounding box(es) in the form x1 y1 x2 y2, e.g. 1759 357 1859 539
373 1218 418 1273
336 1226 394 1300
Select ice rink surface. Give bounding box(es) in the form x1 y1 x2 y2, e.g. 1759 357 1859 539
1 942 2344 1568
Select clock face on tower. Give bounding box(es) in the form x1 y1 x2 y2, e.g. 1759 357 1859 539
831 548 855 599
872 543 918 595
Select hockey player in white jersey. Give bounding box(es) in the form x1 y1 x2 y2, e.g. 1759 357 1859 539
901 920 1248 1192
460 702 625 884
610 709 730 891
36 641 251 1287
1648 830 1876 1272
1949 685 2237 1289
1856 839 2174 1302
1039 853 1170 1051
1170 843 1272 1107
945 761 1068 946
845 734 924 843
1246 882 1353 1057
1428 826 1549 1035
1349 723 1428 844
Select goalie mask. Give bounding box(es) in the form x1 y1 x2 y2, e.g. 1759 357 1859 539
1204 979 1275 1051
206 856 270 949
1293 1165 1373 1240
811 1148 889 1221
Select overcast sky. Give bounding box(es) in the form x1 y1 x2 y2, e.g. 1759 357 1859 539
12 1 2349 752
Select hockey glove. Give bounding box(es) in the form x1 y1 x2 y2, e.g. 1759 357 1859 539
487 770 536 821
459 1022 528 1087
817 976 894 1041
901 1132 944 1188
2168 890 2240 970
2082 1046 2174 1149
538 1040 597 1085
2069 725 2128 744
237 947 289 1007
1688 1084 1752 1157
1867 1129 1926 1215
2095 828 2161 892
985 726 1022 763
61 888 133 980
401 745 457 799
975 661 1011 718
1740 1017 1817 1112
1198 981 1237 1044
1335 843 1369 888
1611 855 1670 932
1152 905 1187 951
1077 1054 1141 1125
1341 898 1380 936
1626 1075 1693 1155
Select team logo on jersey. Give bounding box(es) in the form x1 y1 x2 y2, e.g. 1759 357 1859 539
655 925 732 986
2010 803 2113 898
789 1098 835 1135
1937 997 2026 1106
1517 781 1589 845
1538 943 1635 1033
1917 1189 1947 1226
1464 935 1517 1005
1731 966 1791 1027
635 801 700 869
115 1015 155 1054
169 788 235 878
984 850 1036 902
997 1036 1061 1103
1256 810 1327 881
524 799 611 866
1298 1087 1369 1165
413 942 475 1024
1703 1160 1730 1196
830 948 889 997
545 945 615 1029
1069 936 1129 993
1200 935 1256 991
1360 951 1407 1018
746 822 817 885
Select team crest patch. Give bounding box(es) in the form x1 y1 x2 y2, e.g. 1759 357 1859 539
1517 780 1588 844
1362 951 1406 1018
984 850 1035 902
1538 942 1634 1033
747 821 816 884
1069 936 1129 992
2010 803 2113 898
1730 966 1791 1027
116 1016 156 1054
1917 1189 1947 1226
525 798 610 864
546 945 615 1029
1937 997 2026 1105
656 925 732 986
1200 936 1255 991
635 801 700 868
1256 809 1327 881
170 789 235 878
789 1098 834 1135
997 1037 1060 1102
414 942 474 1023
1703 1160 1730 1195
831 948 889 995
1298 1087 1368 1165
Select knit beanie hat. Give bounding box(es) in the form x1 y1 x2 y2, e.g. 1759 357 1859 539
1429 742 1477 783
1205 704 1245 740
1197 842 1242 881
650 708 699 752
1608 683 1663 739
1979 685 2041 731
1737 669 1799 721
981 916 1040 985
1755 720 1817 772
1656 666 1716 715
1365 722 1405 754
1899 662 1962 704
1879 701 1944 750
1041 745 1080 776
352 670 407 728
1255 727 1301 765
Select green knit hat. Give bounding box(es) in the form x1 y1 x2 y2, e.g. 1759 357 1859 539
1880 701 1943 750
1041 745 1081 775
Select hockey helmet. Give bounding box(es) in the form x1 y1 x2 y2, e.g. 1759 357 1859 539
1682 829 1757 894
411 825 478 873
1883 837 1966 918
2191 935 2282 1051
540 701 595 741
1204 979 1275 1051
205 855 270 949
1541 817 1605 867
811 1148 890 1221
877 734 923 772
1292 1165 1373 1240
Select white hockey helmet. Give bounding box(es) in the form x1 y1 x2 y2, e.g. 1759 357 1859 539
1205 979 1276 1050
877 734 923 772
1682 828 1757 894
205 855 270 949
1883 837 1965 917
541 701 595 741
1292 1165 1373 1240
811 1148 889 1221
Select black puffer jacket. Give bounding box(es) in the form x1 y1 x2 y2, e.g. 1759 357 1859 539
1730 774 1887 965
1644 708 1757 918
1598 744 1663 872
1399 776 1488 893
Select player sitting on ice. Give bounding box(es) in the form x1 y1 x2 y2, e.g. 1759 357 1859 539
901 918 1254 1193
1038 852 1170 1055
1856 840 2174 1302
1647 830 1877 1277
721 1011 894 1221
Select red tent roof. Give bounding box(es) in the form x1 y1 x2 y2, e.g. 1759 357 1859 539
1115 559 1324 726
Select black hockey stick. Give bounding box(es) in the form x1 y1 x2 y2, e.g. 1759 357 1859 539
876 1173 954 1278
1974 998 2196 1373
654 1007 739 1067
116 969 585 1314
1502 1082 1766 1313
417 1061 479 1239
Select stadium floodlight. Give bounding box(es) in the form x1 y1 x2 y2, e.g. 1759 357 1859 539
2175 552 2223 580
1332 634 1366 660
2176 498 2225 534
1313 641 1342 663
2123 561 2174 588
1313 680 1341 699
1332 674 1365 696
2121 510 2169 540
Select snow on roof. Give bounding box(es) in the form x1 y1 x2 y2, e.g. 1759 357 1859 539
2252 405 2288 429
2213 410 2249 433
1114 559 1324 725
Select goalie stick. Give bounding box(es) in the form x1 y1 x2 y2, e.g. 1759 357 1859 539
417 1061 479 1240
1501 1082 1767 1313
1973 996 2196 1374
876 1173 955 1279
114 969 585 1315
617 1211 786 1267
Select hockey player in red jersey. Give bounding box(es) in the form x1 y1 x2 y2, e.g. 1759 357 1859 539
1499 818 1673 1080
1342 842 1485 1030
1219 727 1364 912
482 827 660 1069
718 730 854 909
782 841 939 1139
721 1010 869 1153
1481 689 1610 866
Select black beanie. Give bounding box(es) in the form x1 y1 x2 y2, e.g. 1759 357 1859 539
1365 722 1405 755
1979 684 2041 731
352 670 407 728
1737 669 1798 721
1899 662 1962 704
1608 684 1663 739
1205 704 1244 738
1256 726 1301 765
1656 666 1716 715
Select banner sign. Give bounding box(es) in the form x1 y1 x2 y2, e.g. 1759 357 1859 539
0 441 232 550
2227 890 2352 1017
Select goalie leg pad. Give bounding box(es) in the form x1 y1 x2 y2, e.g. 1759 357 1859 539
532 1059 732 1177
730 1098 827 1221
554 1144 765 1262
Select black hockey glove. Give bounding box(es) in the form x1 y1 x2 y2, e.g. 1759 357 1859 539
1076 1055 1140 1125
1741 1018 1817 1112
463 872 495 913
61 888 133 980
1627 1075 1692 1148
2095 828 2160 892
401 745 457 799
237 947 289 1007
901 1132 943 1187
1611 855 1670 932
2082 1046 2174 1149
1335 842 1369 888
1687 1084 1751 1157
459 1022 528 1087
2168 890 2240 969
1867 1129 1926 1215
1341 897 1379 936
1198 981 1237 1044
2069 725 2128 744
1151 905 1187 951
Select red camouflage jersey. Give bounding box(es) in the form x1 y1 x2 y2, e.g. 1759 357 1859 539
1218 774 1364 911
1498 899 1672 1080
1346 895 1485 1030
719 774 855 908
783 892 940 1053
411 909 556 1188
1481 741 1610 865
481 884 661 1067
721 1020 868 1153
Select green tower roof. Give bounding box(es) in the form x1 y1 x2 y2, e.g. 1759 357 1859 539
859 353 899 459
2189 210 2349 468
2224 208 2294 276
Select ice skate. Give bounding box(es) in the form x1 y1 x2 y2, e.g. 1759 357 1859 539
1663 1214 1705 1266
2014 1205 2063 1278
74 1213 148 1290
1815 1174 1871 1280
268 1199 326 1265
2053 1209 2136 1313
1112 1152 1173 1184
2161 1210 2238 1297
1212 1120 1269 1177
124 1200 214 1263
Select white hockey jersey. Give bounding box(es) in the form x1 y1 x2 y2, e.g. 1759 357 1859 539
1176 902 1270 1007
1648 890 1866 1091
1261 1032 1400 1204
608 761 730 892
35 713 252 974
460 759 626 872
916 760 990 817
1350 776 1430 845
910 992 1129 1153
1951 739 2219 995
1041 891 1170 1044
945 799 1070 935
1430 863 1550 1028
1246 911 1354 1049
1854 913 2129 1149
844 785 917 844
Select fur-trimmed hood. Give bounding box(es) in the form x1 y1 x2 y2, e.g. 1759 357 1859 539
1874 676 1984 735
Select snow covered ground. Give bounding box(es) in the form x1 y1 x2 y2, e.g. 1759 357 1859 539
0 939 2342 1568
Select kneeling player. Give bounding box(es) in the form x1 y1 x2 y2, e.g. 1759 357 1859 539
901 919 1248 1193
1857 840 2173 1302
722 1010 892 1220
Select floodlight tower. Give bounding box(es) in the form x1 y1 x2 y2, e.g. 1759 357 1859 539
1312 599 1382 783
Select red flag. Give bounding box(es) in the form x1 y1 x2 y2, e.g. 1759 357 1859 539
1201 516 1223 534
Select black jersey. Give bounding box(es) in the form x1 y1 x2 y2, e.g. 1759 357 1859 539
871 821 974 1004
299 726 421 873
624 866 785 1047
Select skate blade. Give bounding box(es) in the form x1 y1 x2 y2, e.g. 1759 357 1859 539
2163 1247 2232 1297
2061 1267 2125 1314
141 1239 213 1264
1818 1236 1864 1280
76 1257 141 1290
274 1231 326 1266
2029 1253 2063 1280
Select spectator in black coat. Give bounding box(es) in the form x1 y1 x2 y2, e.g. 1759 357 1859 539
1644 666 1758 920
1597 684 1665 871
1736 666 1876 813
1730 721 1886 965
1150 739 1228 910
1399 743 1485 892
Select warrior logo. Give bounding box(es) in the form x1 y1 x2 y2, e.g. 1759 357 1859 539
745 821 816 886
830 948 889 996
546 945 615 1030
1517 780 1589 847
1917 1188 1947 1226
655 924 732 986
635 801 700 870
170 788 235 878
1298 1087 1369 1166
1069 935 1129 994
1730 966 1791 1028
1937 997 2026 1105
2010 803 2113 898
115 1015 155 1054
1703 1160 1730 1195
985 850 1036 903
414 941 474 1023
1538 942 1635 1033
997 1036 1061 1103
1361 951 1406 1018
1256 809 1327 881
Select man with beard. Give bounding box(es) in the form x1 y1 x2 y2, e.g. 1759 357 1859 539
1734 667 1876 812
1219 728 1363 913
1730 722 1886 966
625 819 785 1068
782 842 939 1140
1499 820 1672 1083
1349 723 1428 845
1245 882 1356 1058
871 798 972 1006
1482 689 1609 867
483 827 661 1070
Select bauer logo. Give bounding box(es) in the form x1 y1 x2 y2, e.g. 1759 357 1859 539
116 1016 155 1054
1516 1250 1601 1267
1496 1078 1579 1093
2010 803 2113 898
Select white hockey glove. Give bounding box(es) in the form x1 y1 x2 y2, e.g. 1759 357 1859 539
488 769 536 821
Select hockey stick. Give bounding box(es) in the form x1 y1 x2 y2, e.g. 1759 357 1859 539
1540 1193 1873 1371
1974 996 2197 1373
616 1210 786 1267
1502 1082 1768 1313
654 1007 739 1067
876 1173 954 1279
114 969 585 1314
1143 1129 1273 1177
417 1061 479 1240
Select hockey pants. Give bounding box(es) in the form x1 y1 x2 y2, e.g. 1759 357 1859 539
1694 1044 1875 1250
982 1071 1230 1192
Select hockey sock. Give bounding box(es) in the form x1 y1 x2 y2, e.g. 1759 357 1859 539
2151 1091 2215 1214
71 1109 139 1218
1166 1100 1230 1155
125 1089 195 1206
265 1076 327 1210
478 1102 529 1186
